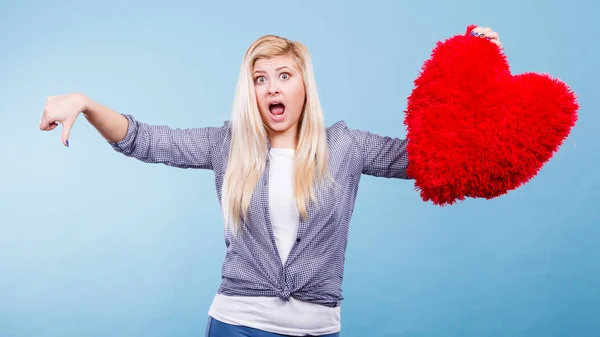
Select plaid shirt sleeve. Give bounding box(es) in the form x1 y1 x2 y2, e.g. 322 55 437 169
109 114 228 170
344 124 410 179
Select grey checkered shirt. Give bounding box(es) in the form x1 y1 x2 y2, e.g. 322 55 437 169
110 114 410 307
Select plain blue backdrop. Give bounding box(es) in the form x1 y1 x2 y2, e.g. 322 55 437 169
1 0 598 336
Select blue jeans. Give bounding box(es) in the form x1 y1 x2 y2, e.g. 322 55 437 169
205 316 340 337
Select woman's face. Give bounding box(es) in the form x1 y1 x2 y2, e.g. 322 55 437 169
253 54 306 147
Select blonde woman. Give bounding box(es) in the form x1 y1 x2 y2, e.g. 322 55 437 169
39 27 501 337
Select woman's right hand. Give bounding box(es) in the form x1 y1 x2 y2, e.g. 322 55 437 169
39 93 89 147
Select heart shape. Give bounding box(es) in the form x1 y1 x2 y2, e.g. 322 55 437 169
404 25 578 205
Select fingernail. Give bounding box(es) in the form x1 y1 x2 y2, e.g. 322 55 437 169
479 33 485 37
486 37 491 40
65 140 69 147
470 31 477 36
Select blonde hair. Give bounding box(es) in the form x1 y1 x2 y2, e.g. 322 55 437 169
221 35 330 233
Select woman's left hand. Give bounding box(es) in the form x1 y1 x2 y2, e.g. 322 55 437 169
470 26 502 49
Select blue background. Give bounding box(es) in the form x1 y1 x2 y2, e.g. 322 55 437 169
1 0 598 336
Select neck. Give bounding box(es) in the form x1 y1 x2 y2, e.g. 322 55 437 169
268 129 298 149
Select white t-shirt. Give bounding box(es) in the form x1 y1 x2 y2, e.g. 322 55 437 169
208 148 341 336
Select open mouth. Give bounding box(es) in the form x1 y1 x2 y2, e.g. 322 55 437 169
269 102 286 120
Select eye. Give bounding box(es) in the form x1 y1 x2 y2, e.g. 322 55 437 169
255 76 266 84
280 72 290 80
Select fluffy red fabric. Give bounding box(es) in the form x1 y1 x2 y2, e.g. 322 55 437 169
404 25 579 205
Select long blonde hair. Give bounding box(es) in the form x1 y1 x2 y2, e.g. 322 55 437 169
221 35 330 233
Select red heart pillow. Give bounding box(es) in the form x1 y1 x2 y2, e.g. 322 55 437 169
404 25 579 205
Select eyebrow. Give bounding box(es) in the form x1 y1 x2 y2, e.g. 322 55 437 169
253 66 293 75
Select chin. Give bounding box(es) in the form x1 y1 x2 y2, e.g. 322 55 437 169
266 122 292 133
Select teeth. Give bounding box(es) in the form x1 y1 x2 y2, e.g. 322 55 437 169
269 101 285 116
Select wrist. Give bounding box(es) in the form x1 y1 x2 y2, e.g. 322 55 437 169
79 93 95 116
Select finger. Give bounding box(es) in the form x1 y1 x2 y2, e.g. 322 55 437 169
469 29 488 38
61 121 72 147
39 115 56 131
47 122 58 131
469 30 501 46
484 31 499 40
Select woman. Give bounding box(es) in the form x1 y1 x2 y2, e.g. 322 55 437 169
39 26 502 337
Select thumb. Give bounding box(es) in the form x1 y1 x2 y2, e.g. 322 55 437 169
61 121 72 147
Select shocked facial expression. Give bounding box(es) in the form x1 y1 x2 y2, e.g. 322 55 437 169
253 55 306 145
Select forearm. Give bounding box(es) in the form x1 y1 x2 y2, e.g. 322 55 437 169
105 111 226 170
81 95 129 143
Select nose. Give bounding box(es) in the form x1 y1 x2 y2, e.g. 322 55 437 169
268 82 280 95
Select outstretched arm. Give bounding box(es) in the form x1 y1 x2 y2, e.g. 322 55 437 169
39 93 128 145
83 97 130 143
39 93 225 170
109 114 224 170
342 125 410 180
361 131 410 179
